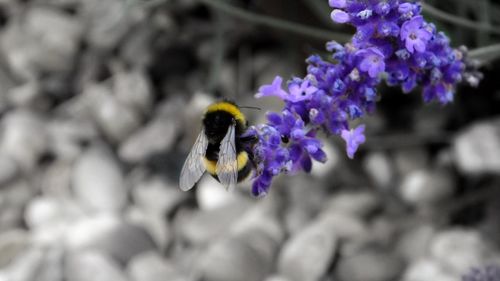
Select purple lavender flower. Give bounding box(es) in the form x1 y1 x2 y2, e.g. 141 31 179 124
341 125 366 159
358 47 385 78
247 0 480 196
462 265 500 281
400 16 432 53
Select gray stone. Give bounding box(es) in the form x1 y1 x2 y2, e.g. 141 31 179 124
403 259 456 281
399 169 454 206
0 180 34 231
84 84 141 143
176 200 252 245
0 229 29 268
393 148 429 177
72 145 127 213
7 81 41 107
82 0 143 50
1 7 82 79
336 249 403 281
363 151 394 189
46 119 98 161
132 176 186 216
126 252 183 281
0 153 18 186
118 98 185 163
453 118 500 174
112 70 153 116
36 246 64 281
0 247 45 281
278 220 338 281
195 176 247 210
322 191 380 218
65 251 129 281
396 224 436 262
125 207 171 251
0 110 48 171
65 214 156 264
430 229 494 275
196 229 278 281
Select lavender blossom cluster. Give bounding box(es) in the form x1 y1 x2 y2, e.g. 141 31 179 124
249 0 476 197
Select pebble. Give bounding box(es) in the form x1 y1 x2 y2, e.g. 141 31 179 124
72 145 127 213
65 214 156 264
0 110 48 171
65 251 129 281
399 169 454 206
175 200 252 245
0 180 35 232
126 252 183 281
0 247 45 281
196 176 247 210
132 176 187 216
396 224 436 262
196 229 277 281
453 118 500 174
112 70 153 116
402 258 456 281
393 148 430 177
335 249 403 281
322 191 380 219
1 6 82 79
84 84 141 143
0 153 18 186
278 220 338 281
0 229 30 268
82 0 143 50
363 151 394 189
430 229 494 275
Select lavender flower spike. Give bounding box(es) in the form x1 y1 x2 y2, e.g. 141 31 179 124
247 0 481 196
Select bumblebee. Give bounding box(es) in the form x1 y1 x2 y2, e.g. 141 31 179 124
179 101 255 191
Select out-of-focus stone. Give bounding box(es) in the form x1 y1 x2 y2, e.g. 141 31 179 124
278 220 338 281
119 97 184 163
72 145 127 213
0 247 45 281
453 118 500 174
403 259 456 281
322 191 380 219
126 206 171 251
0 180 34 232
127 252 183 281
46 119 98 161
396 224 436 262
36 246 64 281
84 84 141 143
112 70 153 116
196 176 246 210
7 80 40 107
196 229 278 281
393 148 429 177
399 169 454 206
82 0 143 50
363 151 394 189
0 229 29 268
65 214 156 264
430 229 494 275
132 176 186 216
1 7 82 79
0 110 48 171
65 251 129 281
336 249 403 281
176 200 252 246
0 153 18 186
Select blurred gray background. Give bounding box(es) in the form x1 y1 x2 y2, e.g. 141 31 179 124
0 0 500 280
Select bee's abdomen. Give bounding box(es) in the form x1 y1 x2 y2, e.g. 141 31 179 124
203 151 252 182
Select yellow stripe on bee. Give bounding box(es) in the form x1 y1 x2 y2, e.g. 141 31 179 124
205 102 246 125
203 151 249 175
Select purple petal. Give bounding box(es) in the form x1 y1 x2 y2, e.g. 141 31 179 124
329 0 346 8
331 10 350 23
413 39 426 53
256 76 288 99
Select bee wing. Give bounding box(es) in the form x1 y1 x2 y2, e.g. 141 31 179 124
179 129 208 191
216 122 238 191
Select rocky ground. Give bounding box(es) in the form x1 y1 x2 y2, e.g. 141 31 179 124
0 0 500 280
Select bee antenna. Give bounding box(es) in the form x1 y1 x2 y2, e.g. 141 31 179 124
239 105 261 111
